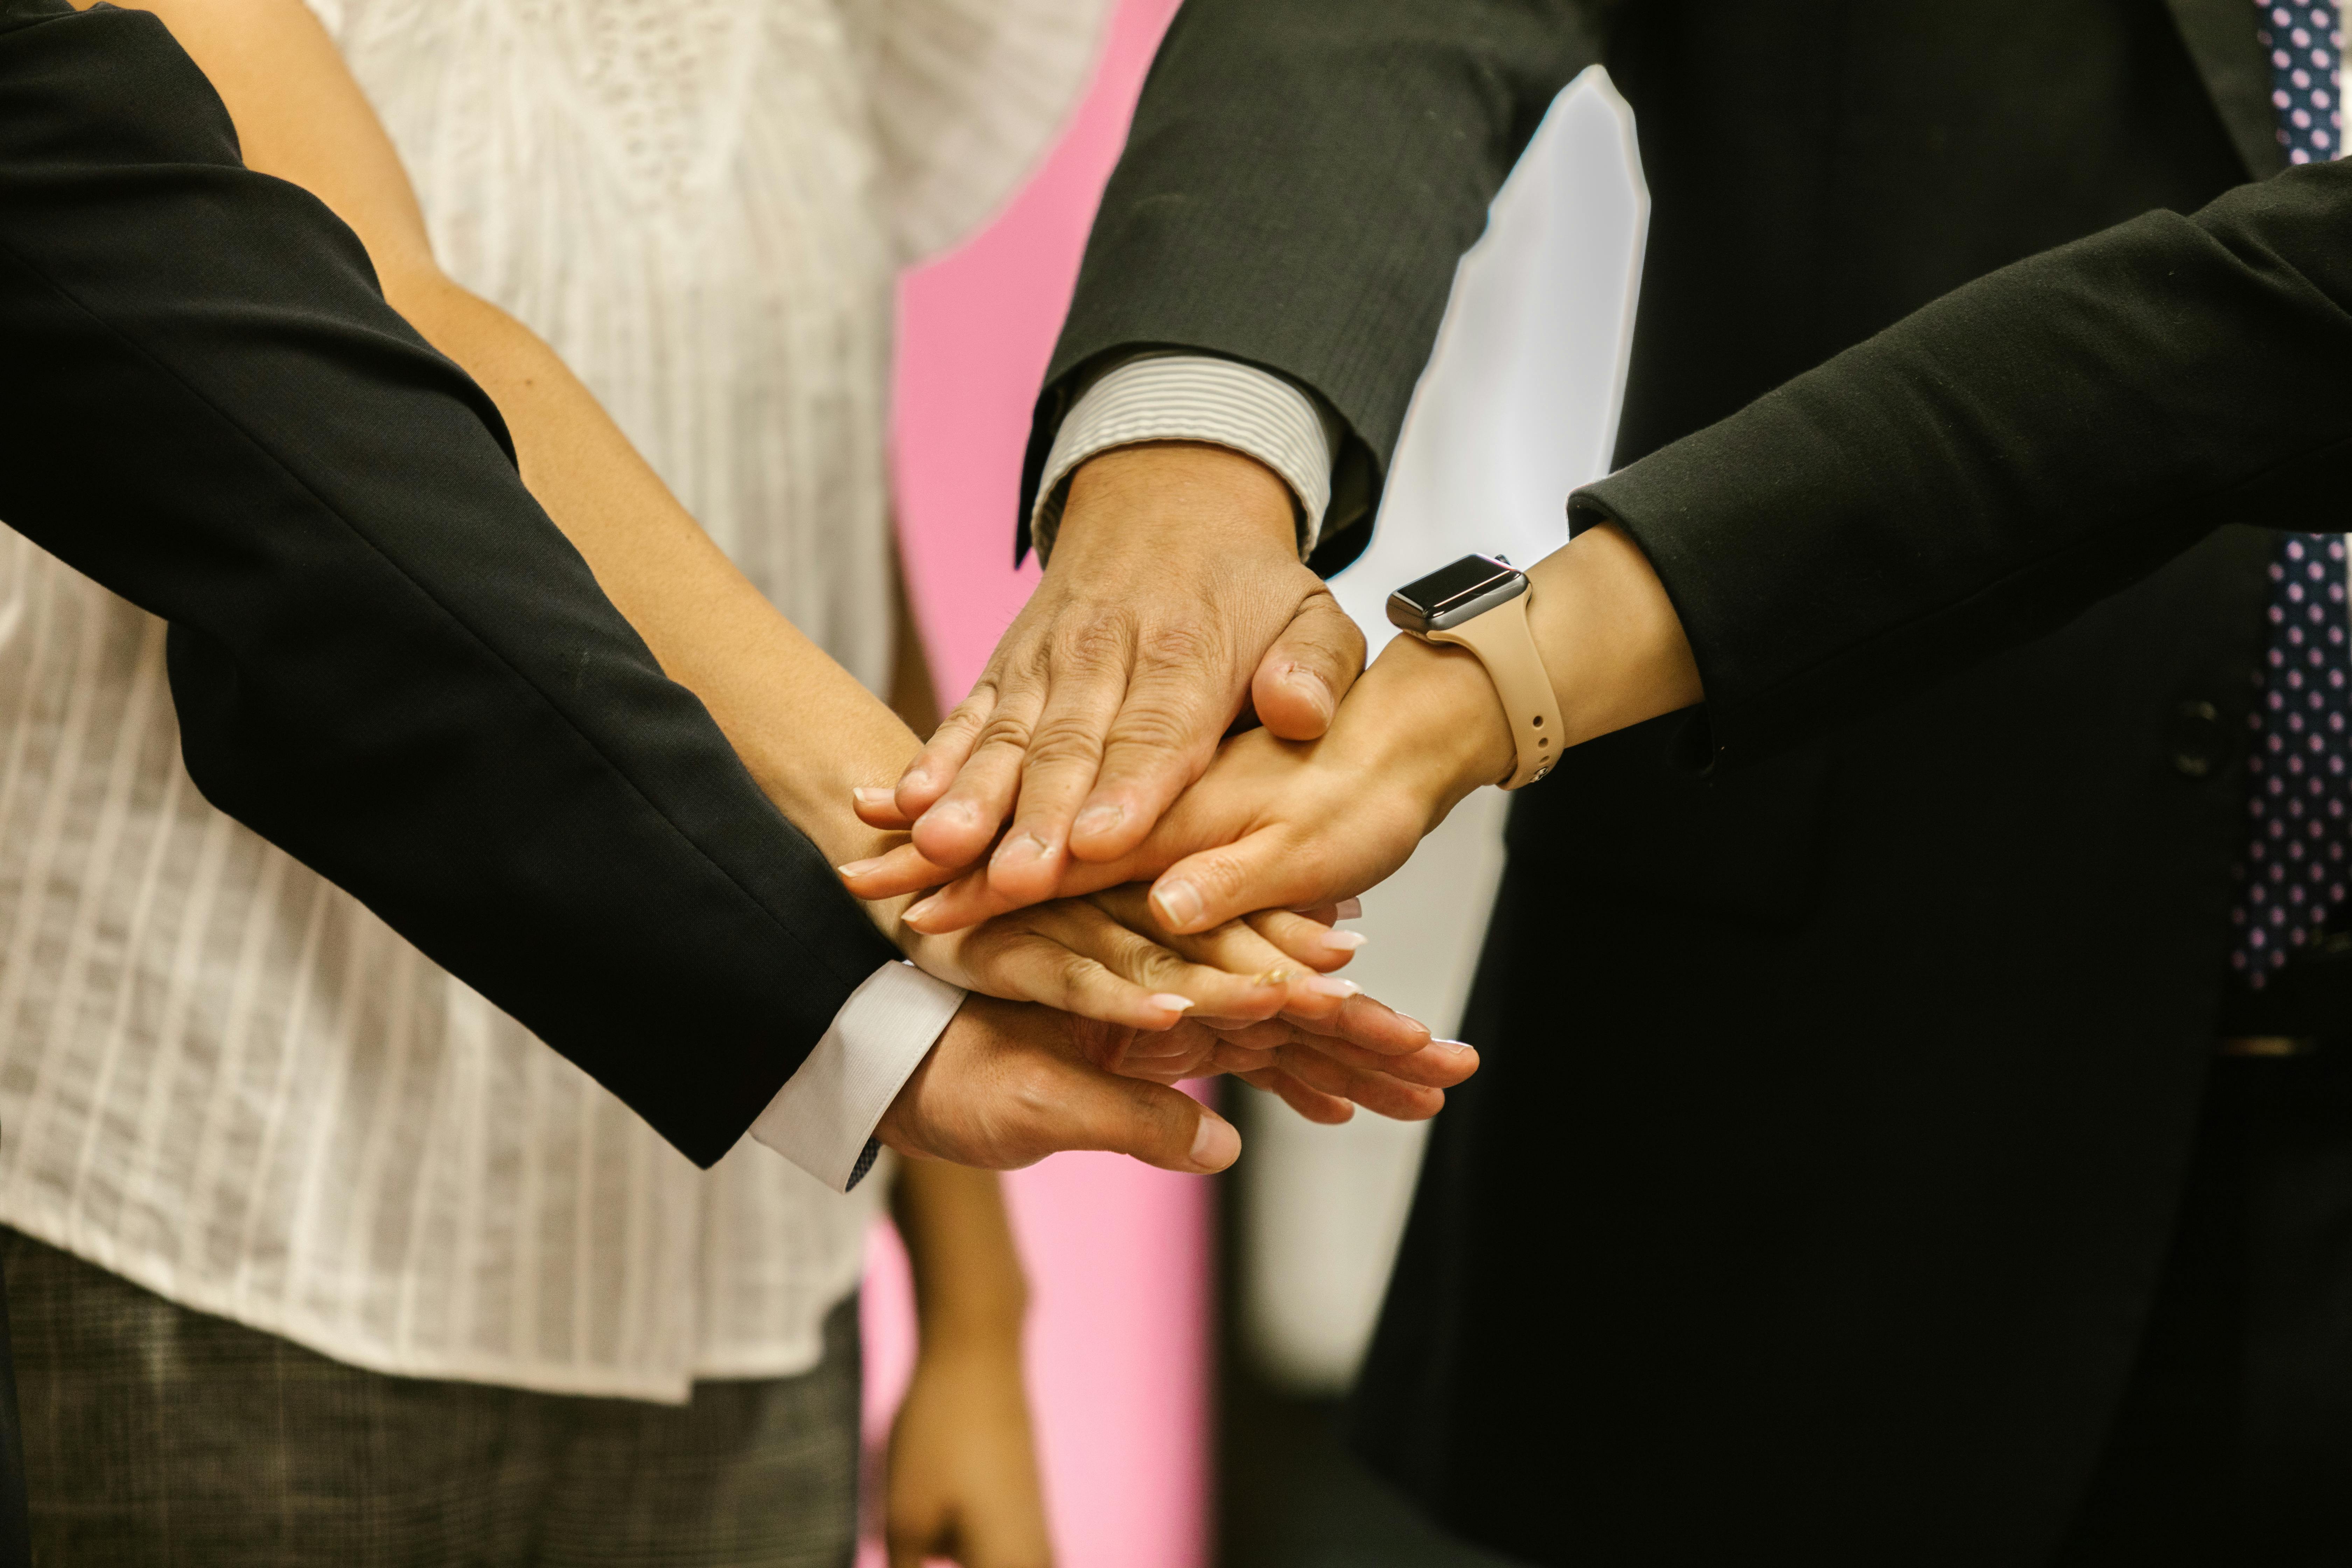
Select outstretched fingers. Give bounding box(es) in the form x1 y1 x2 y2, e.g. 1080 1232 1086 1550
1239 1066 1357 1125
1061 649 1241 866
961 899 1293 1028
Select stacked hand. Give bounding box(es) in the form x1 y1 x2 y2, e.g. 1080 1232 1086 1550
846 445 1703 1172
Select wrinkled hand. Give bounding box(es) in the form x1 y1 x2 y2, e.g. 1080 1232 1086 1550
873 444 1366 905
848 629 1517 938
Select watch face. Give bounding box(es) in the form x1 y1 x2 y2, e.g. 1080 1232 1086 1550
1387 554 1527 633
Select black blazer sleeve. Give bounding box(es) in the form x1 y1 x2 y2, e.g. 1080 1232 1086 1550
1568 157 2352 773
1020 0 1612 574
0 0 900 1167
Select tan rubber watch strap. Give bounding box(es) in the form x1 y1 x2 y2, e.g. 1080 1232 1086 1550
1426 589 1563 789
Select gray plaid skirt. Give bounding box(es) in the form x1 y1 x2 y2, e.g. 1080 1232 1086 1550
1 1229 859 1567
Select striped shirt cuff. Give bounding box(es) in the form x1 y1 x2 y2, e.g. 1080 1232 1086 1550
1031 353 1343 562
750 961 967 1192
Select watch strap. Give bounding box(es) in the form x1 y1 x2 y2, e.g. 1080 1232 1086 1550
1427 590 1562 789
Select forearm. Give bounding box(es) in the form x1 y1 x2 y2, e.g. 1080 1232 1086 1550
137 0 917 876
891 1158 1029 1350
1040 0 1609 540
5 0 896 1164
1570 160 2352 769
382 275 916 870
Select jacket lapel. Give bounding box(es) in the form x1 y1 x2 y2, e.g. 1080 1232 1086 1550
2165 0 2290 179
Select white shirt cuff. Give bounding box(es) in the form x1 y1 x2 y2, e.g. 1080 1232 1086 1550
1031 352 1342 563
750 961 967 1192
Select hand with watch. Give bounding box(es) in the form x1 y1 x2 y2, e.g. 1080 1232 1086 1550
1385 553 1566 789
841 522 1703 937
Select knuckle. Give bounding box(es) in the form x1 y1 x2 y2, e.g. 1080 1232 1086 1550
1186 851 1253 904
1049 617 1135 674
1103 701 1217 766
1022 714 1110 772
1135 618 1224 672
970 709 1037 755
1054 950 1108 1000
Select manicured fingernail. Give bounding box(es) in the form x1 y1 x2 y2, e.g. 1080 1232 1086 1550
1304 976 1361 1000
1189 1115 1241 1170
853 786 894 808
1434 1038 1474 1053
1074 803 1125 839
836 858 884 877
1148 994 1196 1014
1319 930 1369 953
992 831 1052 869
1153 880 1204 929
1333 897 1364 921
904 895 943 926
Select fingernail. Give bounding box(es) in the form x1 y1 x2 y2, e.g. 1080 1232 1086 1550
1304 976 1361 1000
924 799 974 828
1074 803 1125 839
1148 993 1196 1014
1434 1038 1474 1053
836 858 884 877
903 895 942 927
1333 897 1364 921
1189 1115 1241 1170
1153 879 1204 929
1319 930 1369 953
853 786 894 808
992 831 1053 869
1286 665 1335 719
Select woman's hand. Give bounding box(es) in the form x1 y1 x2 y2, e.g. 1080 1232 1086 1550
885 1323 1052 1568
885 1163 1052 1568
900 887 1365 1031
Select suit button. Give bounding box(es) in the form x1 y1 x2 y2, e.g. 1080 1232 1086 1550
2171 699 2226 778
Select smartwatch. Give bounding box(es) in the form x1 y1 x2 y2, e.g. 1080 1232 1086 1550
1386 554 1564 789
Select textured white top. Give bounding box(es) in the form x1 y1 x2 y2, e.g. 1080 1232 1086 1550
1032 354 1342 561
0 0 1102 1402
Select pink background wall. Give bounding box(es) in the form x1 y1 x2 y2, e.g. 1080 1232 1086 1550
859 1 1205 1564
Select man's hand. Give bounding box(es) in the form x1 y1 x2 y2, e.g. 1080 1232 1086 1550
880 443 1366 904
877 995 1245 1172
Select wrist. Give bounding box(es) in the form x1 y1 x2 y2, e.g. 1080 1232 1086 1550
1329 632 1518 825
1053 442 1301 571
917 1302 1028 1358
1523 522 1703 747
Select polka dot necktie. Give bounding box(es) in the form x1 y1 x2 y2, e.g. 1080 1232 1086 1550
2229 2 2349 986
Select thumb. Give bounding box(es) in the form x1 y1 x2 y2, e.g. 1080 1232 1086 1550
1251 589 1365 741
1045 1059 1242 1173
1144 826 1321 935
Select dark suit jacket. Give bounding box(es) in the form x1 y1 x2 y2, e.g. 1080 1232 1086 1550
1033 2 2337 1563
0 0 898 1171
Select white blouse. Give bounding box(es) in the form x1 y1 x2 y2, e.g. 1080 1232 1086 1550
0 0 1101 1401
